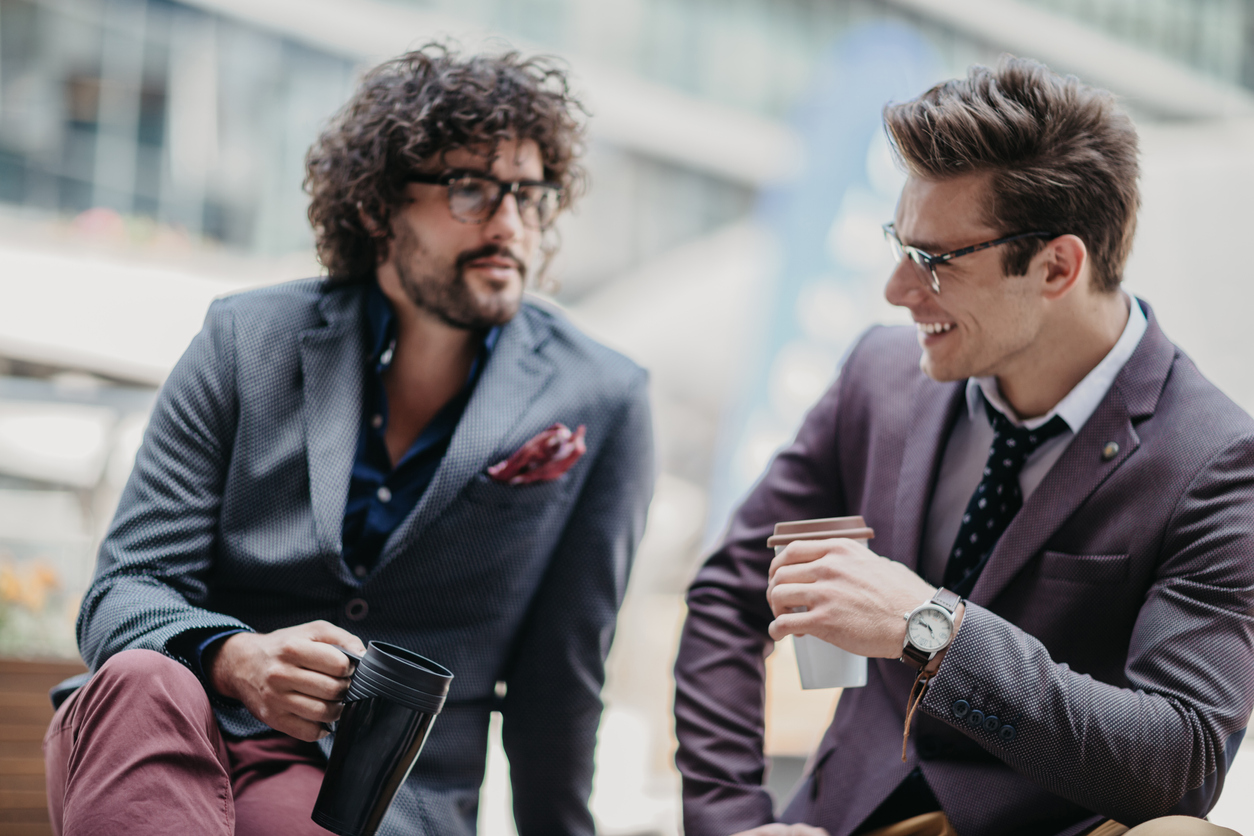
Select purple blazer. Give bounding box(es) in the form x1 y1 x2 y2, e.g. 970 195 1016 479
674 304 1254 836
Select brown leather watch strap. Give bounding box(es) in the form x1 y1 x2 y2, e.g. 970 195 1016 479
900 643 932 670
932 587 961 614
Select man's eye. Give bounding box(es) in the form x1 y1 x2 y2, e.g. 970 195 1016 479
516 188 544 208
451 181 491 201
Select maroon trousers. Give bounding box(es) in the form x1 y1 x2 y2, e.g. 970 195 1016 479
43 649 332 836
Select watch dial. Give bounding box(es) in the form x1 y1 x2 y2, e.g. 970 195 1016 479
907 607 953 652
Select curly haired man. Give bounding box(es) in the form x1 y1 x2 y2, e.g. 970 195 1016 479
43 45 654 836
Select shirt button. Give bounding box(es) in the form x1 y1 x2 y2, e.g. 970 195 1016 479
353 565 367 578
371 414 383 429
376 486 392 503
345 598 369 621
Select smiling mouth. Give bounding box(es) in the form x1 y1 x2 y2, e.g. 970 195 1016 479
916 322 955 335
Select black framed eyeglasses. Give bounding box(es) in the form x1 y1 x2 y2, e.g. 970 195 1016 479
882 222 1056 294
407 171 563 229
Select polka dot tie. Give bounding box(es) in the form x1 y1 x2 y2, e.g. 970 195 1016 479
942 396 1068 594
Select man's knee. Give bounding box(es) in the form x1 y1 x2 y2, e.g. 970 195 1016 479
97 648 200 688
80 649 211 718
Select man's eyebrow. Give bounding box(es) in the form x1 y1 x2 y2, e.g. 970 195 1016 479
900 236 947 253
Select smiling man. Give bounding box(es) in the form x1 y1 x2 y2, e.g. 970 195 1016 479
43 46 653 836
674 58 1254 836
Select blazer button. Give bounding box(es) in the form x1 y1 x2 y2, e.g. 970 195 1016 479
952 699 971 719
967 709 985 727
982 714 1000 733
999 724 1017 742
345 598 369 621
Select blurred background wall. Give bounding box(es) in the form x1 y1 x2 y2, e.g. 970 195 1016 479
1 0 1253 833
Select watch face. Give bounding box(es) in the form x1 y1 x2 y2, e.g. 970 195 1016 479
907 606 953 653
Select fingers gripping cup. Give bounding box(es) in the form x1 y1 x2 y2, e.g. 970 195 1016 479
312 642 453 836
768 516 875 690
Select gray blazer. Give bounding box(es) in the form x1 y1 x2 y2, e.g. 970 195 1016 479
674 303 1254 836
77 279 654 836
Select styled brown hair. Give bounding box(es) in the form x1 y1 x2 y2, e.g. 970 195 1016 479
883 56 1139 293
305 44 586 282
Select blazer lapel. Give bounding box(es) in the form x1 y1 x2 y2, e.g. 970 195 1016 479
969 301 1176 605
376 306 556 570
298 286 367 564
891 376 965 572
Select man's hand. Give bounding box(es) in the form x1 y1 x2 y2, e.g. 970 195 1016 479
730 825 829 836
766 538 936 658
207 620 367 741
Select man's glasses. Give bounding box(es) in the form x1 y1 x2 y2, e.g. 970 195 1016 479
882 222 1055 294
407 171 563 229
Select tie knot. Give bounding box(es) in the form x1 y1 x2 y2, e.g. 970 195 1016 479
984 398 1068 462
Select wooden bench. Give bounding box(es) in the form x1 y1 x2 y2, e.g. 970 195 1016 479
0 658 88 836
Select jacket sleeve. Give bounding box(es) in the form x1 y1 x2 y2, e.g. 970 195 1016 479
672 364 852 836
921 433 1254 825
499 368 655 836
77 299 254 683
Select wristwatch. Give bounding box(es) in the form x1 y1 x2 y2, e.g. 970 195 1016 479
900 588 962 671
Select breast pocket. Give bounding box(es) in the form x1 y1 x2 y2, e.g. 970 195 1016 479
1038 551 1130 584
460 471 572 508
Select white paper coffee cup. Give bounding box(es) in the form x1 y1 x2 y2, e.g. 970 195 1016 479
768 517 874 690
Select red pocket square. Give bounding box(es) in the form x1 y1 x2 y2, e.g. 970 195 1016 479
487 423 587 485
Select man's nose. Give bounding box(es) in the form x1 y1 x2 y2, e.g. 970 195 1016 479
484 192 525 242
884 258 928 308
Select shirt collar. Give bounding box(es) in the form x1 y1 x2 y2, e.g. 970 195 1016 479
965 293 1148 432
366 281 501 374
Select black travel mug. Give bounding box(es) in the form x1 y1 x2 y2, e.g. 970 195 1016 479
311 641 453 836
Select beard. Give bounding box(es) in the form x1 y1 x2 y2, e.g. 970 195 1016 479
390 222 526 331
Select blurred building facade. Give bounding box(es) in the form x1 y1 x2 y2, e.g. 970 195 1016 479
3 1 1254 833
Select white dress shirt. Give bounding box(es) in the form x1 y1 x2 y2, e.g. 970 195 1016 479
919 295 1148 586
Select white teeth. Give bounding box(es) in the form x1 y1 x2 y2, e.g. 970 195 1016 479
917 322 955 335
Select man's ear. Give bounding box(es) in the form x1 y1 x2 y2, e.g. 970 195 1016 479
1039 234 1088 300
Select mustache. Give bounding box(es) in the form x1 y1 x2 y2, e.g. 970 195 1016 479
456 244 525 273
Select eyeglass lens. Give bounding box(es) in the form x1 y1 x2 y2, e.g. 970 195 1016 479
883 226 939 292
448 176 560 227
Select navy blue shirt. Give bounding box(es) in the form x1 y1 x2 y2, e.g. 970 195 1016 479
195 283 497 669
340 283 499 576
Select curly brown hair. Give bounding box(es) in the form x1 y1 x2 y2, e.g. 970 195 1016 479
884 56 1139 293
305 44 587 282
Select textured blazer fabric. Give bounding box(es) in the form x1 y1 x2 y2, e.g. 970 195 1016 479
673 301 1254 836
77 279 655 836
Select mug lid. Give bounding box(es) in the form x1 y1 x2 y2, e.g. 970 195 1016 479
767 515 875 548
361 642 453 695
348 664 448 714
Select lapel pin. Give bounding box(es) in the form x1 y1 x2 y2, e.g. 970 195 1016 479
1102 441 1120 461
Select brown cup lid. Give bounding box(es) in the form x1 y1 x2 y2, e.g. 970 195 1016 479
767 515 875 548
